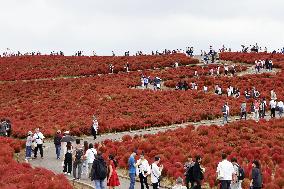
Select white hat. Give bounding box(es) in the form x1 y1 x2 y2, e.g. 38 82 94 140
64 131 70 134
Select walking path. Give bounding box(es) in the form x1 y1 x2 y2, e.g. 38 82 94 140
29 111 280 189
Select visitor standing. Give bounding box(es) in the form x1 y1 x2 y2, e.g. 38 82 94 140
216 153 234 189
0 119 7 136
33 128 45 159
128 149 137 189
222 103 230 124
254 100 260 121
277 100 284 118
270 89 277 100
85 143 97 178
184 156 195 189
107 154 120 189
136 152 150 189
250 160 262 189
269 99 276 118
82 141 89 177
192 155 204 189
91 116 99 140
240 102 247 120
63 142 73 175
92 152 107 189
230 158 243 189
144 77 149 89
4 119 12 137
54 130 62 159
259 98 266 119
151 156 163 189
73 139 83 180
25 131 33 162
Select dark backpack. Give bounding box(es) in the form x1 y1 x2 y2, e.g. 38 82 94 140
75 148 83 161
238 166 245 180
186 165 194 181
95 159 107 180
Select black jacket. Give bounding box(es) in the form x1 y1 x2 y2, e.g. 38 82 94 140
92 155 106 180
54 134 62 145
193 162 204 184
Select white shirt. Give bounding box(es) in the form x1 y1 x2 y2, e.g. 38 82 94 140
151 163 161 183
85 148 97 164
216 159 234 180
93 120 99 131
270 100 277 108
225 105 230 115
172 185 187 189
278 101 284 108
33 132 45 144
26 136 33 146
137 159 150 176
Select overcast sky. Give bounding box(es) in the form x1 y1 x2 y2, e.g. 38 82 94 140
0 0 283 55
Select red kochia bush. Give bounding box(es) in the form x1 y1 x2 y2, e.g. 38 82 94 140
0 71 244 138
100 119 284 187
0 137 72 189
0 54 198 81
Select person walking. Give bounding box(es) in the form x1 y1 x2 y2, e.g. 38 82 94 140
0 119 7 136
107 154 120 189
151 156 163 189
92 152 107 189
136 152 150 189
63 142 73 175
230 158 242 189
54 130 62 159
222 103 230 124
240 102 247 120
184 156 195 189
4 119 12 137
250 160 262 189
82 141 89 177
91 116 99 140
250 102 255 119
254 100 260 121
277 100 284 118
85 143 97 178
25 131 33 162
216 153 234 189
144 77 149 89
269 99 276 118
33 128 45 159
73 139 83 180
259 98 266 119
192 155 204 189
128 149 137 189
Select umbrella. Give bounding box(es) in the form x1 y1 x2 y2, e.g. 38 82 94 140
61 135 76 143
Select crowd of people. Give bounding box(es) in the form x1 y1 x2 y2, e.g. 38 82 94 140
221 89 283 124
140 75 162 90
19 110 269 189
240 43 284 54
2 45 284 58
254 59 273 73
128 151 262 189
